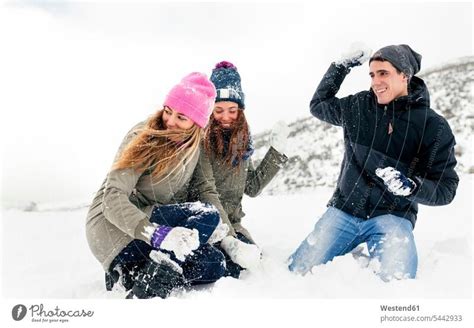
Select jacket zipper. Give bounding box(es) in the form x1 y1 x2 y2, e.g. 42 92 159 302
367 105 388 218
383 105 394 134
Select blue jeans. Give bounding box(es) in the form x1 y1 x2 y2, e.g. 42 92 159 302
288 207 418 281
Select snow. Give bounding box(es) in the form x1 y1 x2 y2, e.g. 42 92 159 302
335 42 372 67
269 120 290 155
149 250 183 274
159 227 200 262
142 222 158 241
1 175 471 299
186 201 218 213
375 166 415 196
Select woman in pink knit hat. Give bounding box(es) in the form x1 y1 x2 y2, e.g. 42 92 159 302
86 72 230 299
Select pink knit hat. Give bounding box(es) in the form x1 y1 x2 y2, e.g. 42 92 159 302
163 72 216 128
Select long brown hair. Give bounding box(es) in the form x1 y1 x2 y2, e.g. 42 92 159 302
204 110 250 168
113 109 202 182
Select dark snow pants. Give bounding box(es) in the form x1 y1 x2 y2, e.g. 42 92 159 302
106 202 226 291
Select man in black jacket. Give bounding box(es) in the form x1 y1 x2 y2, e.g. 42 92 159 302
288 44 459 281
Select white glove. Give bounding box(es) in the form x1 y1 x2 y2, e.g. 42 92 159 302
270 120 290 154
335 42 372 68
375 166 417 196
160 227 200 261
220 236 262 270
207 222 230 244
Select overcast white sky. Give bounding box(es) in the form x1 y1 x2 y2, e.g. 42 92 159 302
0 1 472 204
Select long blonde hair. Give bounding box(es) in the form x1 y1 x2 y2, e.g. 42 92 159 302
113 109 202 183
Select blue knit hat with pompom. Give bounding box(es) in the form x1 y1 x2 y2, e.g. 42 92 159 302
210 61 245 109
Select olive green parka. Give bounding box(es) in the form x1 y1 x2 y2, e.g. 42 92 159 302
190 146 288 243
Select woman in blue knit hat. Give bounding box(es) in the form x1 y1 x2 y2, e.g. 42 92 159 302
188 61 290 277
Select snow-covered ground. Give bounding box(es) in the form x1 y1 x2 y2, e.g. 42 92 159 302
1 175 472 299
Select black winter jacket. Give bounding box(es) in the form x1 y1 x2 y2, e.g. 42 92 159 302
310 63 459 228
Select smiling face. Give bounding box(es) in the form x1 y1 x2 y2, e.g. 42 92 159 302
369 60 409 105
162 106 195 131
212 101 240 128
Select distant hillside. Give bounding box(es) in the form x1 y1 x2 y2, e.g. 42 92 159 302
253 56 474 195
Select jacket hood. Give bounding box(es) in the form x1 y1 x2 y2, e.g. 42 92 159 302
407 76 430 108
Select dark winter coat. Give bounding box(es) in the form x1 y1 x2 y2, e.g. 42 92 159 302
310 63 459 228
86 121 229 270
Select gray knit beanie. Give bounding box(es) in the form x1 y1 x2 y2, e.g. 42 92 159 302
370 44 422 78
